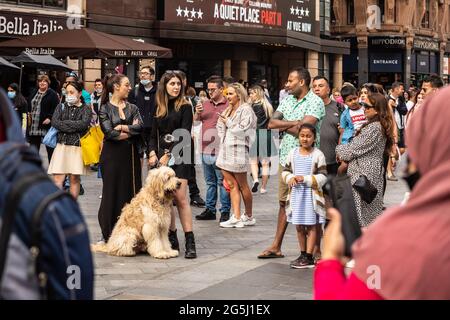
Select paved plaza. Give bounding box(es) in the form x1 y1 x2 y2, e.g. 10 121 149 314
66 159 408 300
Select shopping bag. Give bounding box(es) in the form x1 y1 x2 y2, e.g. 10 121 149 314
42 126 58 149
80 126 102 165
91 125 104 144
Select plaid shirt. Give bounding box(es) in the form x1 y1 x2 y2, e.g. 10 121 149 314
29 92 46 137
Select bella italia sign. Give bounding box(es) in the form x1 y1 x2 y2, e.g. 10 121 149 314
0 11 69 37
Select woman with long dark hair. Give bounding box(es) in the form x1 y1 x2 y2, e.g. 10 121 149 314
315 87 450 300
97 74 143 241
336 93 395 227
148 71 197 259
7 83 27 125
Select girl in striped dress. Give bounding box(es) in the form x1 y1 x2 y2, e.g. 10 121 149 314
282 123 327 269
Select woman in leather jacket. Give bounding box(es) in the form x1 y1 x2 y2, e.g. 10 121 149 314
148 71 197 259
97 74 144 241
47 81 92 199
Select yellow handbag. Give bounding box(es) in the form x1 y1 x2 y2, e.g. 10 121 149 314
80 126 103 166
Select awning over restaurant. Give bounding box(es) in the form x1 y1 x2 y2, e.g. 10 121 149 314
11 52 72 71
0 57 20 70
0 27 173 59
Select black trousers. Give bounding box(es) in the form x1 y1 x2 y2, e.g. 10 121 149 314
28 135 54 164
188 164 200 197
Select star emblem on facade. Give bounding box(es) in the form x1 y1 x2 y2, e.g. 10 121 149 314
295 7 300 15
305 8 310 17
190 8 197 19
300 8 305 16
197 9 204 19
183 7 190 17
176 6 183 17
290 6 295 15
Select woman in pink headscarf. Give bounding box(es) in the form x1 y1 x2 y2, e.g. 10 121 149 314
314 87 450 300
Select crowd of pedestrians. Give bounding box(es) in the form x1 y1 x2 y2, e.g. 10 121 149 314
2 62 449 299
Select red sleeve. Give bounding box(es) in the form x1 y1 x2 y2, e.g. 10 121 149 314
314 259 384 300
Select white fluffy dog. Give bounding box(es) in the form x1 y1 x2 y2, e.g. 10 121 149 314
92 166 181 259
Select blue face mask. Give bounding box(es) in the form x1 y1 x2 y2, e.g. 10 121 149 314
7 91 16 99
140 79 151 86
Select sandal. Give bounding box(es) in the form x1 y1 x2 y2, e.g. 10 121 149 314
257 250 285 259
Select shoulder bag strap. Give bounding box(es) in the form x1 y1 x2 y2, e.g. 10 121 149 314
29 189 72 300
0 172 49 289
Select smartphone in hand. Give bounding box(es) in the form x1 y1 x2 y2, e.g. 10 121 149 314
324 175 362 257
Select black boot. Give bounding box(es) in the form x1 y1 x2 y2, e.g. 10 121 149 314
184 232 197 259
168 229 179 251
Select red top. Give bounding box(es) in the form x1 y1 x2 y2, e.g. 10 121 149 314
197 97 229 155
314 259 384 300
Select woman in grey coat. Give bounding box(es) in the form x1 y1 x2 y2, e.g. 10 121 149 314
336 93 395 227
216 83 257 228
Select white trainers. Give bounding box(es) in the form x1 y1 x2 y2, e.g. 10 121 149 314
241 214 256 226
260 188 267 194
219 215 244 228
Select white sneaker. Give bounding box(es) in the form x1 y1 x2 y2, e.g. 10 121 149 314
241 214 256 226
219 215 244 228
260 188 267 194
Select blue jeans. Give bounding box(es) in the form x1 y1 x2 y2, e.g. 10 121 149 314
202 153 231 214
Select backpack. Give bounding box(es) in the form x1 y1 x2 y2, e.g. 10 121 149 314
0 89 94 300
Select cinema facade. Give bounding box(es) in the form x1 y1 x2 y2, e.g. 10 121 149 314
87 0 349 103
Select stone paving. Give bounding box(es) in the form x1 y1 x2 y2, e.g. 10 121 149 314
38 147 408 300
69 160 408 300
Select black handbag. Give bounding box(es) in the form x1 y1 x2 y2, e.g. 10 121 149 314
353 175 378 204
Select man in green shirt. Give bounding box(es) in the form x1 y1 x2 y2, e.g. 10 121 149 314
258 67 325 259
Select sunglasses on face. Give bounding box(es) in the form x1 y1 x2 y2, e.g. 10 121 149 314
360 102 374 109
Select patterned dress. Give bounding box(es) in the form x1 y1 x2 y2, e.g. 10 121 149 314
336 122 386 227
289 150 326 225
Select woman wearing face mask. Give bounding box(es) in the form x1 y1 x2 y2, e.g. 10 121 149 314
90 78 104 123
47 81 92 199
27 74 60 163
97 74 144 242
7 83 28 126
314 87 450 300
148 71 197 259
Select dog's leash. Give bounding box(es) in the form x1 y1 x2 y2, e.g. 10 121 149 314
148 149 172 170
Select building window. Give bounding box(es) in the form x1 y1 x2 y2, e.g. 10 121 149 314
347 0 354 25
320 0 331 35
421 0 430 28
378 0 385 23
318 53 329 79
0 0 66 9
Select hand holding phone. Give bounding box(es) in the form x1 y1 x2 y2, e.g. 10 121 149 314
195 103 204 114
324 175 362 257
